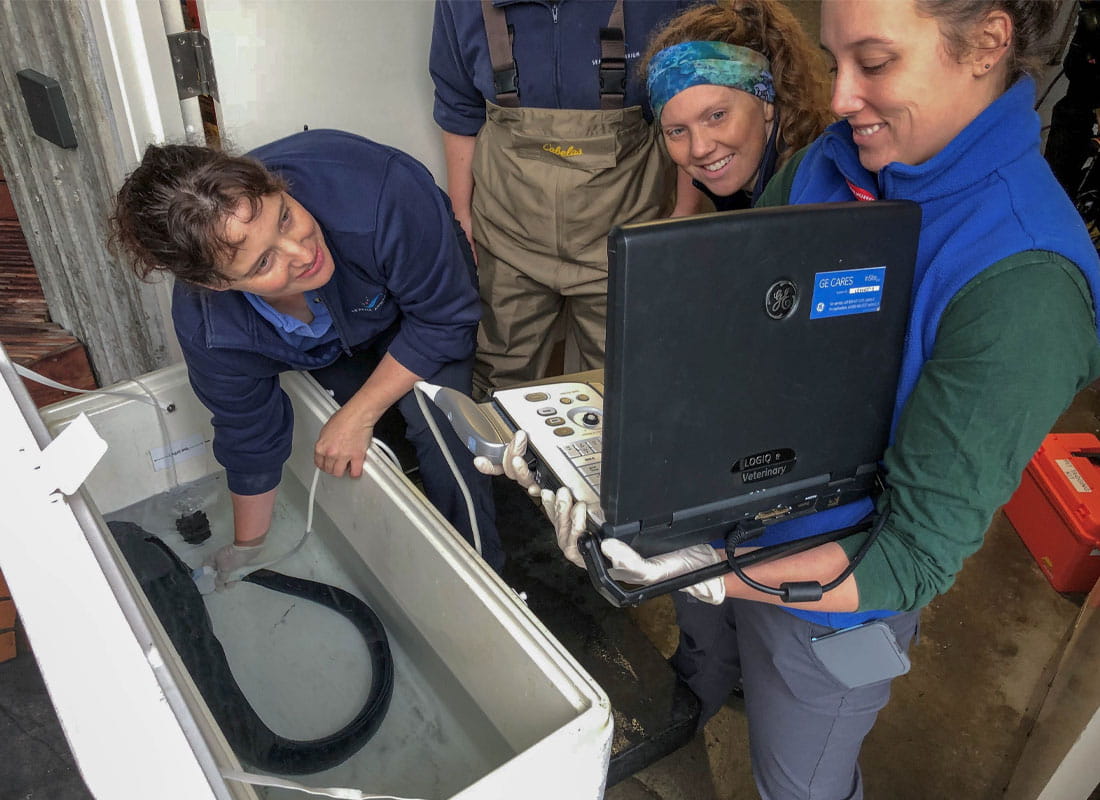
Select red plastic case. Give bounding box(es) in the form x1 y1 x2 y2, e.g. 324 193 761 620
1004 433 1100 593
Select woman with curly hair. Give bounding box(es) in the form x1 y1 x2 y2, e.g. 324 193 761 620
111 129 505 580
640 0 834 213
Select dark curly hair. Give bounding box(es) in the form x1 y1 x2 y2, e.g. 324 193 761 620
109 143 287 287
915 0 1058 85
638 0 834 164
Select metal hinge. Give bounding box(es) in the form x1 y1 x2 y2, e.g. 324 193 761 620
166 30 219 101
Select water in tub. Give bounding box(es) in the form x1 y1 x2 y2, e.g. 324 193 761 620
106 470 510 798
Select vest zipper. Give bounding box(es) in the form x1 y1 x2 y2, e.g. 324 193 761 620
550 1 561 107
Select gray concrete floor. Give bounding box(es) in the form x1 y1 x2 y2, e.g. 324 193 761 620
0 624 92 799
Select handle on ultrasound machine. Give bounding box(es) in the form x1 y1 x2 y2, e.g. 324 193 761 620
578 533 733 607
579 520 880 608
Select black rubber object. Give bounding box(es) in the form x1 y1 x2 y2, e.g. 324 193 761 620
175 509 212 544
107 520 393 775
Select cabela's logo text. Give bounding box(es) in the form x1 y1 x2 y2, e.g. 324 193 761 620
543 143 583 158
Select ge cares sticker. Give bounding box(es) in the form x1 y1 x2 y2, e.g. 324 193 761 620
810 266 887 319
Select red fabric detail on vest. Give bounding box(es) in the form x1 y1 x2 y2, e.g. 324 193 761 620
846 179 876 202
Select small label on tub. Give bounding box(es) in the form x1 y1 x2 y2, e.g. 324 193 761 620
810 266 887 319
150 433 207 472
1056 458 1092 493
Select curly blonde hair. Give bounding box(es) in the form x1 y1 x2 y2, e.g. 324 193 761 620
639 0 834 163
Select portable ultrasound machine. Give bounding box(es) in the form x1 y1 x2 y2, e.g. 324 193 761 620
424 201 921 607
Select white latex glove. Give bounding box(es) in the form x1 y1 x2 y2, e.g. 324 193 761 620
473 430 540 497
543 486 726 605
540 487 590 568
600 539 727 605
204 540 269 587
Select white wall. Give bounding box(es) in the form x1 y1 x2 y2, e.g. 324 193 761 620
200 0 445 183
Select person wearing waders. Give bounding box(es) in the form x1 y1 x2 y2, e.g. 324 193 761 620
430 0 708 397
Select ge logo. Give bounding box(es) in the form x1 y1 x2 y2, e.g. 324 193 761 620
764 280 799 320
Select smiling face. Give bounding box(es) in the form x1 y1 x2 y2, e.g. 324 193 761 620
820 0 1006 173
216 191 335 301
659 83 775 197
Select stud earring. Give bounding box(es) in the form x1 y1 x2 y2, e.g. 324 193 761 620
983 63 991 70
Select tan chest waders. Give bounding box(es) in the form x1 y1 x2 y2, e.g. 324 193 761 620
471 0 673 394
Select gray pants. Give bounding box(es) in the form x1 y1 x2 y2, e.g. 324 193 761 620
671 594 920 800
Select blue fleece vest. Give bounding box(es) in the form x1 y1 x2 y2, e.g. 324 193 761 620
756 78 1100 627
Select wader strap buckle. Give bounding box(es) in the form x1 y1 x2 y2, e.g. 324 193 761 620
598 0 626 109
482 0 626 109
493 65 519 98
598 22 625 109
481 0 520 107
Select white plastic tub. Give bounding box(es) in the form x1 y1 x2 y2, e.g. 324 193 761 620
6 358 611 799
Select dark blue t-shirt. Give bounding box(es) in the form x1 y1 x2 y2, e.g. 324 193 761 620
430 0 704 135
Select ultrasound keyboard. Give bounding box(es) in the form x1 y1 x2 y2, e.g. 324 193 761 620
489 381 606 524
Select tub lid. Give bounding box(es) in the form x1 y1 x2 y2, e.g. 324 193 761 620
0 345 231 799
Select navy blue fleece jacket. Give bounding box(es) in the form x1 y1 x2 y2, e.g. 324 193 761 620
172 129 479 495
430 0 702 135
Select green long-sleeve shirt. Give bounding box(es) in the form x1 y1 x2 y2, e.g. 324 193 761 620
759 155 1100 611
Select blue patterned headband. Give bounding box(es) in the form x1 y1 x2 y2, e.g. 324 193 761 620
647 40 775 122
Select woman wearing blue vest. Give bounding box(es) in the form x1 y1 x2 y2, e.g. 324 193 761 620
487 1 1100 797
111 129 504 580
